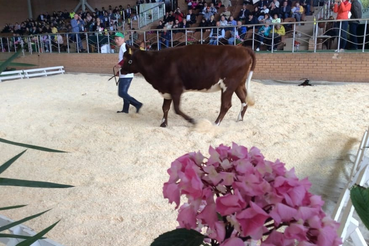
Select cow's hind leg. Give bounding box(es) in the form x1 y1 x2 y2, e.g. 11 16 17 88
160 99 172 127
235 85 248 121
171 93 195 125
215 90 233 126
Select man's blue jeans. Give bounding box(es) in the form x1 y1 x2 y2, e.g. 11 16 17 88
118 78 141 113
337 21 348 49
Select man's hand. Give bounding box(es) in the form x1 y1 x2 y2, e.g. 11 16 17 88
115 64 121 69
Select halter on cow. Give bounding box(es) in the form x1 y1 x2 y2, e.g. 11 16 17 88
120 44 256 127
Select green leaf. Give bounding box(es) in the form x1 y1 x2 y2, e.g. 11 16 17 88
16 220 60 246
350 184 369 230
0 205 27 211
0 49 22 74
0 150 27 175
0 138 66 153
6 62 36 67
0 210 51 232
0 178 73 188
151 228 205 246
0 233 45 240
217 212 223 221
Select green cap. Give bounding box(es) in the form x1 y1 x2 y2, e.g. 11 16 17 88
115 32 124 38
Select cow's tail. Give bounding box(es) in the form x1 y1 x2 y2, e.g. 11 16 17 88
245 47 256 107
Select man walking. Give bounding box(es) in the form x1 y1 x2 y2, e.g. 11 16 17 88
350 0 362 50
114 32 143 114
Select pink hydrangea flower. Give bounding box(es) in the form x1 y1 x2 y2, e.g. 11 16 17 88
162 143 342 246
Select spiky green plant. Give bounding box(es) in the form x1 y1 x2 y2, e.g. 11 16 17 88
0 138 73 245
0 48 35 74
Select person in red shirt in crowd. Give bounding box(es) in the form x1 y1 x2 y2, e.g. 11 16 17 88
333 0 351 52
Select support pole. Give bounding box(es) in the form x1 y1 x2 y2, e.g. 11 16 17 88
74 0 95 13
27 0 33 19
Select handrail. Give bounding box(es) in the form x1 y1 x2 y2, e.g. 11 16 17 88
1 18 368 54
136 2 166 29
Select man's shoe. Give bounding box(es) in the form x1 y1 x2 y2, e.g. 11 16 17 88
117 110 128 113
136 103 143 113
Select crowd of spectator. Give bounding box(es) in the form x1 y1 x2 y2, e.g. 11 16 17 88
0 5 138 36
150 0 311 50
0 0 313 52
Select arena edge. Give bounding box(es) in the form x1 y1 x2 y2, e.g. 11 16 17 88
1 52 369 83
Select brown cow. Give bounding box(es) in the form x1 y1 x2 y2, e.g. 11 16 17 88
120 44 256 127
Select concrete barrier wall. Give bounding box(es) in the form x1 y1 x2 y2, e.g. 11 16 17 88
1 52 368 82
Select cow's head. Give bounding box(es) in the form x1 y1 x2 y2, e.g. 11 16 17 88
120 45 139 75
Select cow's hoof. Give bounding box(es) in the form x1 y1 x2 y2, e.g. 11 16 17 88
188 118 196 124
160 123 167 127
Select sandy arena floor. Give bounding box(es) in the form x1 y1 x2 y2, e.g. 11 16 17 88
0 73 368 245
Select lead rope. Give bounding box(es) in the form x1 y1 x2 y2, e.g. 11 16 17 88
108 67 119 86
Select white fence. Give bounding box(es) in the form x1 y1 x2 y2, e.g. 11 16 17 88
0 66 65 82
332 127 369 245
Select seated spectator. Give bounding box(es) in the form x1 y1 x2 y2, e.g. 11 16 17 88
291 2 304 23
272 13 281 23
258 0 268 8
271 0 280 8
228 21 247 45
225 15 236 31
209 21 225 45
201 3 209 14
260 4 270 15
192 0 199 9
245 13 258 28
238 4 250 21
165 20 174 29
159 26 171 49
197 0 205 10
187 0 194 10
269 23 285 50
300 0 311 15
157 20 165 29
280 1 291 19
219 15 228 27
255 21 272 51
198 18 208 32
252 6 262 19
166 11 175 23
179 19 190 32
209 3 218 14
186 9 197 24
269 2 280 18
206 15 217 28
221 6 231 20
228 16 237 26
172 19 180 33
163 12 171 24
203 7 213 21
259 13 272 23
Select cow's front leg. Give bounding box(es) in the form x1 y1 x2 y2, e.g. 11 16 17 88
171 93 195 124
215 90 233 126
160 99 172 127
